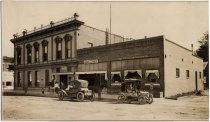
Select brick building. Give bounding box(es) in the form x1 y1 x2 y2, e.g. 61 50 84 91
10 14 204 97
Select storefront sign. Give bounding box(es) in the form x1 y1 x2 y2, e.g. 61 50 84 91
84 59 98 64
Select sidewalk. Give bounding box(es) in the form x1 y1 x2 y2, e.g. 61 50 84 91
3 90 119 102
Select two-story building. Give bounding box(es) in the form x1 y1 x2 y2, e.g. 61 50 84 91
10 13 204 97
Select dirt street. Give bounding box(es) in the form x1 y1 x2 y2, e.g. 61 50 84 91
2 94 209 121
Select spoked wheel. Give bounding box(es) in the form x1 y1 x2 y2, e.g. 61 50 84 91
118 94 126 103
77 92 84 102
138 96 146 105
89 93 95 101
58 91 64 101
147 94 153 104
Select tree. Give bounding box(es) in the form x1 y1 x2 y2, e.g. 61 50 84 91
196 31 209 89
196 32 208 62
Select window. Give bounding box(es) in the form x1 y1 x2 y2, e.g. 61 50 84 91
33 42 40 63
186 70 189 79
64 34 72 58
176 68 180 78
199 72 202 79
17 72 21 87
6 81 12 86
26 44 32 64
55 36 62 60
16 46 21 65
42 40 48 62
35 71 40 87
28 71 32 87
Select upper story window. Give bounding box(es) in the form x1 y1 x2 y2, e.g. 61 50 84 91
176 68 180 78
55 36 62 60
16 46 22 65
186 70 189 79
26 44 32 64
33 42 40 63
64 34 72 58
42 40 48 62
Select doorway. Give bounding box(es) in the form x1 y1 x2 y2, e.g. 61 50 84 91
195 71 198 91
60 75 68 89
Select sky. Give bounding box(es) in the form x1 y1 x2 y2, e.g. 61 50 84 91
2 1 208 57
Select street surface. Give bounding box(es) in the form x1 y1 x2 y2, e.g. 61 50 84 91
2 94 209 120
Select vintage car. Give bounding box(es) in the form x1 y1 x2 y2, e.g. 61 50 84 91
58 79 95 101
118 78 153 104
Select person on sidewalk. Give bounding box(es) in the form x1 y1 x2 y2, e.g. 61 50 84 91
54 81 59 93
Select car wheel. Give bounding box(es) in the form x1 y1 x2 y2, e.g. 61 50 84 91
147 94 153 104
138 96 146 105
58 91 64 101
77 92 84 102
118 94 126 103
89 93 95 101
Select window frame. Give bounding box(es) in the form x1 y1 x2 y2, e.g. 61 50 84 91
176 68 180 78
186 70 190 79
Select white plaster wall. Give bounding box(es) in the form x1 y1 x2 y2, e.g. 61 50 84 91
164 39 204 97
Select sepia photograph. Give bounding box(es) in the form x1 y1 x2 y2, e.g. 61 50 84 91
1 1 209 121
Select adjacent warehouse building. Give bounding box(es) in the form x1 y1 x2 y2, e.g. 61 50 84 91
10 14 204 97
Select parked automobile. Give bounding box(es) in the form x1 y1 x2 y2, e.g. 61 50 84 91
58 79 95 101
118 79 153 104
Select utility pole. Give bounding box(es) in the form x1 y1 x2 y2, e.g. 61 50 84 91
110 4 112 45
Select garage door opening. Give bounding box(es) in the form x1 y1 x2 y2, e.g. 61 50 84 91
78 73 107 92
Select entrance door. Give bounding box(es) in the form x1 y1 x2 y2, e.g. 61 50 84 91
195 71 198 91
60 75 68 89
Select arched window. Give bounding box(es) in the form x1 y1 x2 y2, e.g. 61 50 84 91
33 42 40 63
16 46 22 65
26 44 32 64
42 40 48 62
64 34 72 58
55 36 62 60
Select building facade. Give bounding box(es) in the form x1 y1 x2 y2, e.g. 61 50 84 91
11 14 204 97
2 56 14 90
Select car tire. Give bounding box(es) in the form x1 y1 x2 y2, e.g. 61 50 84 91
77 92 84 102
89 93 95 101
147 94 153 104
118 94 126 103
58 91 64 101
138 96 146 105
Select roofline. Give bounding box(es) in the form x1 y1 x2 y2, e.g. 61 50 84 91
82 24 131 39
165 38 203 60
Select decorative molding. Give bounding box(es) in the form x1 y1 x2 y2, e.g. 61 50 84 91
41 40 48 46
33 42 40 49
55 36 62 43
64 34 72 41
26 44 32 49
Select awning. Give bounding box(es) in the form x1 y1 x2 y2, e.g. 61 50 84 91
124 70 142 78
145 70 159 79
111 72 121 77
